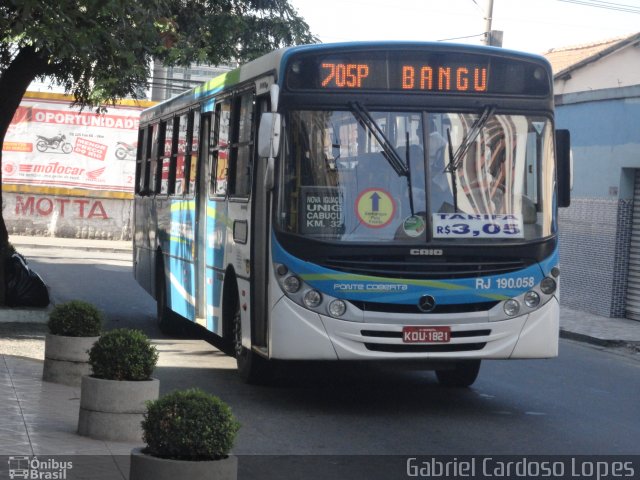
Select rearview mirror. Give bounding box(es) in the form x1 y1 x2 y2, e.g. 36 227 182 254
257 112 281 158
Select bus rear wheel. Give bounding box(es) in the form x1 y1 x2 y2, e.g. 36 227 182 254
435 360 481 388
232 302 272 384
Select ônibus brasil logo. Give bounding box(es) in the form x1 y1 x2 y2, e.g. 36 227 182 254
7 456 72 479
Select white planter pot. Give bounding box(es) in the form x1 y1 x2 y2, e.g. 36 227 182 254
129 448 237 480
42 334 99 387
77 376 160 442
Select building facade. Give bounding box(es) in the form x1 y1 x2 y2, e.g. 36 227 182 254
544 33 640 319
150 62 234 102
2 92 154 241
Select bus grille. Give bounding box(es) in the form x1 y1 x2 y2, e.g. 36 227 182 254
350 300 499 314
321 256 530 279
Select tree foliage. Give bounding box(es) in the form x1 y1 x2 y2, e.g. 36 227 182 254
0 0 316 304
0 0 315 109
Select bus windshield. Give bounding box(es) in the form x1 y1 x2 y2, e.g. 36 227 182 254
277 109 555 243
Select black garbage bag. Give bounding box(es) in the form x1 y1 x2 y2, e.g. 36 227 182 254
5 253 50 307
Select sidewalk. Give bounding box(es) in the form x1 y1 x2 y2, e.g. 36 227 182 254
0 355 136 475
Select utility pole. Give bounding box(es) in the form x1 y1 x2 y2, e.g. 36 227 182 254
482 0 503 47
483 0 494 45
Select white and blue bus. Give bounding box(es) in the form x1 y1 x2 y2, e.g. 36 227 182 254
133 42 571 386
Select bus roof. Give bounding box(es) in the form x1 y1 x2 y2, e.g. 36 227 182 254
140 41 550 123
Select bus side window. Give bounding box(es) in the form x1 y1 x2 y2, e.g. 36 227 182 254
210 100 230 196
135 127 146 195
175 114 188 195
141 126 153 195
152 122 167 193
148 124 160 195
228 91 254 197
186 110 200 195
159 118 173 195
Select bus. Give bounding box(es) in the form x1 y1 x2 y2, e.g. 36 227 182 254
133 42 571 386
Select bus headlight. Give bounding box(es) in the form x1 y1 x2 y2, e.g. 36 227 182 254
540 277 557 295
328 299 347 317
283 275 301 293
303 289 323 308
504 299 520 316
524 291 540 308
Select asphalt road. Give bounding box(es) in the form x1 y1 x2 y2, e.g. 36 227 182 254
19 245 640 478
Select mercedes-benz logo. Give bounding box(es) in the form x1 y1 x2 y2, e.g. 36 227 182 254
417 294 436 313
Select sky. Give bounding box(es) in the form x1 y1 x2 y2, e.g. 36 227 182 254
289 0 640 54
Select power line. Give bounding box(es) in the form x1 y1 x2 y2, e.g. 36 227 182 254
436 32 485 42
558 0 640 14
469 0 484 12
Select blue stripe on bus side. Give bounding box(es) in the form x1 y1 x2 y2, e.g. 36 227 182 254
205 198 228 334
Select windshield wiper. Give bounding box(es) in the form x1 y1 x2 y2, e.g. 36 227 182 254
349 102 416 216
445 106 495 212
349 102 408 177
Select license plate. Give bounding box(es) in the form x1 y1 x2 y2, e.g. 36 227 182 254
402 326 451 343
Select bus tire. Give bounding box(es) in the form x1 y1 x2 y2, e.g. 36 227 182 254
156 268 183 336
232 300 272 385
435 360 481 388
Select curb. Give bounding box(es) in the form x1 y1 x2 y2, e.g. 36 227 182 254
0 306 50 324
559 328 640 350
11 242 131 254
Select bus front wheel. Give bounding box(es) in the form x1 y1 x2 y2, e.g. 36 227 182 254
232 303 272 384
435 360 481 388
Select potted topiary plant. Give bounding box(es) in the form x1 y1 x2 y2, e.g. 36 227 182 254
130 388 240 480
42 300 103 386
77 328 160 442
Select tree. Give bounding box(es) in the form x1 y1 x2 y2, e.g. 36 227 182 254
0 0 316 305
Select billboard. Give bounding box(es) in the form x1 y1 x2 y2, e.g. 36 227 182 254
2 93 153 197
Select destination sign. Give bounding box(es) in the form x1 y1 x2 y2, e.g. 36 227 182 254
320 62 488 93
286 49 550 96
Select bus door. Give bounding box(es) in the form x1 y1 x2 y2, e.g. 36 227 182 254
225 89 256 350
250 89 274 353
225 83 272 356
203 100 231 336
194 111 209 326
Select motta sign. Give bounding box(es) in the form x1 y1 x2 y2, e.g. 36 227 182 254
14 195 109 219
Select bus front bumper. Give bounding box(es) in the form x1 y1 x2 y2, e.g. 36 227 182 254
269 296 559 361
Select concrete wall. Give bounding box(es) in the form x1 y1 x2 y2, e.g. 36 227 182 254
3 192 133 240
555 86 640 317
